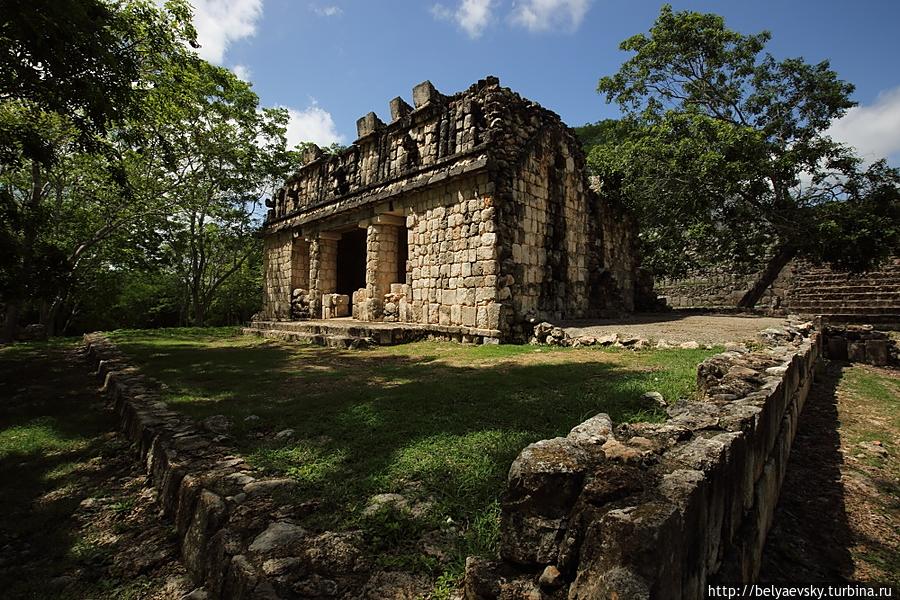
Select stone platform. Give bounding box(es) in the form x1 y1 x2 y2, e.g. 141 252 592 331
243 318 503 347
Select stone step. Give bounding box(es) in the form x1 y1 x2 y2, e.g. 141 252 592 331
788 291 900 301
791 273 900 284
241 327 373 349
787 297 900 306
787 306 900 316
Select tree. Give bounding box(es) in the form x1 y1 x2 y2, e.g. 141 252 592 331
594 5 900 307
0 0 196 164
141 57 293 325
0 1 296 338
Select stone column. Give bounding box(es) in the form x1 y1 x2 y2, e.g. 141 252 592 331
290 236 310 291
309 232 339 319
364 215 404 320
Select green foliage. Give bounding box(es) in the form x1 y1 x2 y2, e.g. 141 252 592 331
0 0 196 164
0 1 299 337
593 5 900 289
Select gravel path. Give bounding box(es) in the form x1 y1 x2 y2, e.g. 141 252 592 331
560 313 788 344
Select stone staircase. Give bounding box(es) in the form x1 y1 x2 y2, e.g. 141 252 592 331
784 258 900 316
242 318 502 347
243 320 421 347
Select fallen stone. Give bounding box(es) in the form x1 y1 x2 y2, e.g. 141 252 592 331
248 521 308 558
567 413 613 445
679 341 700 349
596 333 618 346
641 391 666 409
539 565 564 590
274 429 295 441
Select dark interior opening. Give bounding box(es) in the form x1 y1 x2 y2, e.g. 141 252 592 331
337 228 367 306
396 227 409 285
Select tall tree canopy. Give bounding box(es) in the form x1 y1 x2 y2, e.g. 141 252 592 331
1 0 297 340
592 5 900 307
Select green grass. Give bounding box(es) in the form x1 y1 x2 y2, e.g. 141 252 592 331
0 339 119 597
108 327 717 587
835 364 900 584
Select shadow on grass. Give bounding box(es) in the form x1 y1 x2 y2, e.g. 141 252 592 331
759 361 900 585
111 335 708 532
0 342 117 596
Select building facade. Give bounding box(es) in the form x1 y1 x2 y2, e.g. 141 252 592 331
259 77 649 341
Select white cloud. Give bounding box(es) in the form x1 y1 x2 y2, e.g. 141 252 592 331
827 85 900 165
284 104 345 148
190 0 263 64
232 64 252 81
510 0 592 33
311 4 343 17
432 0 495 39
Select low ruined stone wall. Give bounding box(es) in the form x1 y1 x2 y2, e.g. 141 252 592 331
82 334 371 599
821 324 897 366
465 325 821 599
655 268 791 311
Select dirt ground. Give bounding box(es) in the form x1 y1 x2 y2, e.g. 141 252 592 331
561 312 788 344
0 342 192 600
760 361 900 586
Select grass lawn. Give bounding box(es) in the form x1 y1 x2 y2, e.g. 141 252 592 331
108 327 718 586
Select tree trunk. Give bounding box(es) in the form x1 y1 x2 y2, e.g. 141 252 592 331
738 245 797 309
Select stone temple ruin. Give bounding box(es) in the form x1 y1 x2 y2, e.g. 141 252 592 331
257 77 654 343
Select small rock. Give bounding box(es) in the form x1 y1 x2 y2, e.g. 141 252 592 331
679 341 700 349
363 493 408 516
539 565 564 590
655 339 672 349
79 497 99 510
244 415 261 422
568 413 613 445
724 343 750 354
858 441 888 457
248 521 308 557
601 438 642 464
641 391 666 408
596 333 618 346
274 429 294 441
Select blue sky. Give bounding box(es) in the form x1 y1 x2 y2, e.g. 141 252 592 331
187 0 900 165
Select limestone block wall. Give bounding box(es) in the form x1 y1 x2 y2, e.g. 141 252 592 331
404 172 501 331
262 230 292 319
656 268 791 311
465 325 822 598
494 129 639 339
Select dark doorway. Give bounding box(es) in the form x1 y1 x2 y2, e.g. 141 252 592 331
337 228 367 306
397 227 409 285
